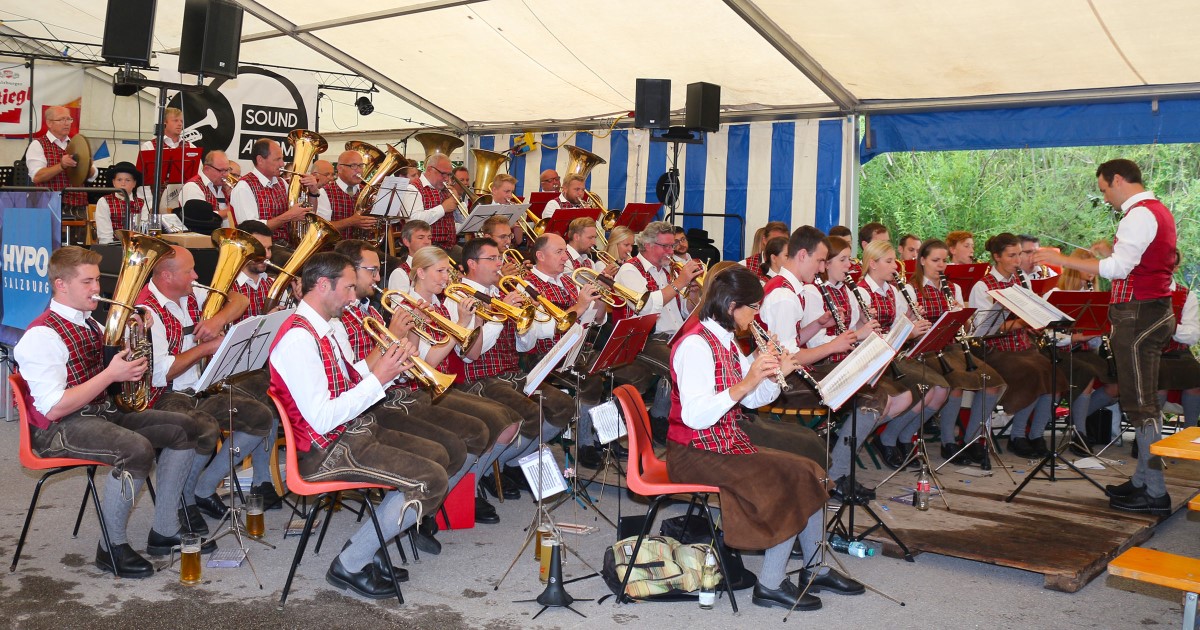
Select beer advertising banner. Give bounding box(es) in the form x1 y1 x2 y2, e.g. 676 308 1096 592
0 192 61 344
0 61 85 139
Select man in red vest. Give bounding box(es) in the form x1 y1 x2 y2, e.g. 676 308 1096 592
229 139 313 244
315 150 383 239
26 105 96 216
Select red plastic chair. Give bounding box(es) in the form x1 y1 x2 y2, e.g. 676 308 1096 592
269 391 406 607
9 372 118 573
612 384 738 611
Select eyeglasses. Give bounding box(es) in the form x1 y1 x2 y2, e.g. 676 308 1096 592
744 302 762 312
472 255 502 263
209 166 233 173
541 176 560 183
341 163 365 169
434 168 452 177
48 117 74 123
356 265 380 274
651 240 675 249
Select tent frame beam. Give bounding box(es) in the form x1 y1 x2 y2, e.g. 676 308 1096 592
231 0 468 131
236 1 492 45
857 83 1200 115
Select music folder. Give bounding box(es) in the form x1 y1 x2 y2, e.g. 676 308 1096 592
904 308 975 359
526 192 559 218
370 176 417 219
193 308 294 392
542 208 601 237
987 285 1073 330
587 313 657 375
137 146 203 185
944 263 990 297
460 202 527 233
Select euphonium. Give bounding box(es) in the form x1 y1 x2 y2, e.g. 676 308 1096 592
570 267 651 312
444 283 537 333
200 228 266 321
360 315 454 401
499 274 577 332
100 230 174 412
349 141 406 217
265 213 341 310
376 286 481 349
284 129 328 242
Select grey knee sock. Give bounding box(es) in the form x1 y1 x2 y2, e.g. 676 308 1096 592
760 538 794 590
880 410 916 445
196 431 262 498
1028 395 1054 437
938 395 964 444
829 409 880 480
445 460 470 494
338 491 418 572
1087 389 1115 416
1133 421 1167 497
100 473 143 548
1008 402 1035 438
1183 391 1200 427
182 451 209 504
794 509 826 571
251 419 278 487
966 390 999 442
153 448 193 535
1072 393 1092 433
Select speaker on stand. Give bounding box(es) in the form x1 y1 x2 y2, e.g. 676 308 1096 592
178 0 244 80
635 78 672 130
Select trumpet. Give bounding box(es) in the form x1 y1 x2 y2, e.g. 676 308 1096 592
359 314 455 401
589 246 618 268
569 267 649 311
669 259 707 298
499 274 577 332
502 249 526 267
222 172 240 188
446 256 464 284
517 209 546 242
444 283 538 334
374 284 481 349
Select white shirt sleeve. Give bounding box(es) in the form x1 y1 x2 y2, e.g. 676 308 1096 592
25 140 48 175
268 328 385 435
969 280 1004 337
314 191 333 221
759 289 801 353
541 199 561 219
1099 206 1158 281
615 263 664 315
94 197 114 244
408 186 447 226
386 268 411 294
14 326 72 416
1176 290 1200 347
673 334 780 430
230 181 261 224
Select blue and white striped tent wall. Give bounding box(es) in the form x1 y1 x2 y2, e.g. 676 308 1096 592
472 117 854 261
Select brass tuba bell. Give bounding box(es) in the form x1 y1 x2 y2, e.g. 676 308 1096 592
413 132 464 163
200 228 267 321
265 213 342 310
469 148 510 198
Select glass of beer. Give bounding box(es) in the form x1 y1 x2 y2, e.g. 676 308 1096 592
245 493 265 539
180 533 202 585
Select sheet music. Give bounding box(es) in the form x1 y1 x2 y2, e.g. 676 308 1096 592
987 285 1073 330
370 177 417 218
518 446 568 501
884 315 914 351
817 334 897 411
193 308 294 391
523 324 584 396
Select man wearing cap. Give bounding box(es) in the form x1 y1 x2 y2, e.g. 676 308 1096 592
94 162 146 244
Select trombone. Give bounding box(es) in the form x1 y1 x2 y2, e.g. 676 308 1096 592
360 314 455 401
444 283 539 334
516 209 545 242
374 284 481 349
499 274 577 332
569 267 649 312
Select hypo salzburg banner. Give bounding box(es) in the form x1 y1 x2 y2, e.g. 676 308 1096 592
0 62 85 139
162 60 317 171
0 192 61 345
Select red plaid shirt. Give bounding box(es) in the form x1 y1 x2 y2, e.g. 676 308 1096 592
523 271 580 355
241 172 289 243
100 193 144 232
136 286 201 407
26 310 107 429
233 273 275 323
323 181 357 239
743 253 769 284
418 183 457 249
268 314 356 451
980 272 1033 352
35 136 87 207
666 326 757 455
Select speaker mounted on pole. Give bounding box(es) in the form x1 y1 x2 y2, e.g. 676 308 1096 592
685 82 721 133
102 0 158 68
178 0 244 79
634 78 671 130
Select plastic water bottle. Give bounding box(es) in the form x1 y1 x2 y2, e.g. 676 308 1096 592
698 547 718 609
914 465 932 511
829 534 875 558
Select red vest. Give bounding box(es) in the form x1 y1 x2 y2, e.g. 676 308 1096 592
917 282 951 320
667 325 757 455
232 275 275 323
979 273 1033 353
1166 287 1191 353
136 286 201 407
821 282 854 363
26 310 107 429
523 272 580 355
339 302 384 363
418 184 457 249
267 314 357 452
184 174 221 208
323 181 358 239
1111 198 1177 304
35 136 87 207
463 315 519 382
864 282 897 334
619 257 675 321
241 173 289 243
101 193 144 232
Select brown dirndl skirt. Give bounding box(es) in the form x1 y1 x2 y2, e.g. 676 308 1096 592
980 347 1065 412
1049 348 1114 396
1159 350 1200 390
895 356 951 396
665 441 828 551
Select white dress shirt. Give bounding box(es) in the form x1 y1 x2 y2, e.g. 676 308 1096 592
15 300 101 416
179 170 230 224
673 318 780 430
969 267 1016 337
408 174 448 226
230 168 282 224
1171 282 1199 347
540 193 573 219
615 254 687 335
1099 191 1160 281
856 273 915 326
94 195 148 244
269 301 385 436
759 267 806 353
526 267 603 345
315 177 359 221
142 280 209 391
25 132 97 181
386 256 415 294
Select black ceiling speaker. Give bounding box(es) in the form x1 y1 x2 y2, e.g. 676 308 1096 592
102 0 158 68
113 68 146 97
178 0 244 79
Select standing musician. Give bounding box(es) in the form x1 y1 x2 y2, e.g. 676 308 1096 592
911 239 1006 465
800 235 912 499
316 150 380 238
743 221 789 283
1037 159 1177 515
668 265 862 612
597 226 635 276
971 233 1065 459
139 107 189 152
180 150 234 226
15 247 217 577
1019 234 1058 280
94 162 146 244
230 139 312 244
405 246 523 516
26 105 96 216
268 251 447 599
1158 254 1199 428
898 234 921 262
541 173 587 219
564 217 612 275
946 231 977 265
385 220 432 295
539 169 561 193
409 153 462 254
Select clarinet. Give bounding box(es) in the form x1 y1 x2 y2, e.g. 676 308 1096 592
940 272 978 371
750 321 822 393
846 277 904 380
895 271 949 373
813 277 847 334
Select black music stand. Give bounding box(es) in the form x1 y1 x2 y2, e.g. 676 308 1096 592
461 202 526 234
1044 292 1121 462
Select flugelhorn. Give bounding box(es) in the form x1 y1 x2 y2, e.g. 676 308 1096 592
444 283 538 334
670 259 707 298
360 314 454 401
200 228 266 321
499 274 576 332
376 285 480 349
503 249 526 267
590 246 618 268
265 213 341 310
570 267 650 311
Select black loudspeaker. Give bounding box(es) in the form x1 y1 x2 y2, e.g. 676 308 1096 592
101 0 158 67
635 78 671 130
178 0 244 79
685 82 721 133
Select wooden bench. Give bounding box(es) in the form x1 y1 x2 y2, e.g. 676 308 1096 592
1109 547 1200 629
1189 495 1200 512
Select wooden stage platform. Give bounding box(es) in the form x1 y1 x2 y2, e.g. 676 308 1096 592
842 442 1200 592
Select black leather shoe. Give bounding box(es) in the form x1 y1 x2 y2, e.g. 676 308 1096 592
607 441 629 459
339 540 409 583
1109 488 1172 517
413 517 441 555
752 578 821 611
194 493 229 519
326 557 397 599
800 568 865 595
880 444 903 470
831 476 875 502
940 442 964 463
577 446 602 469
254 483 284 511
480 474 520 500
1106 479 1141 499
95 542 154 578
178 505 210 536
1029 437 1049 457
966 442 987 465
501 466 532 492
475 496 500 524
146 529 217 557
1008 437 1035 458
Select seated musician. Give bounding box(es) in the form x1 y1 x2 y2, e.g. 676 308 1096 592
446 237 576 484
1046 249 1119 455
230 139 313 245
1019 234 1059 280
742 221 789 283
850 222 890 279
180 150 234 226
596 226 634 276
385 220 432 295
15 247 215 577
969 233 1066 458
898 234 921 262
669 265 862 612
1160 252 1200 427
911 239 1006 466
269 251 448 599
564 217 605 274
672 226 691 264
855 240 950 470
800 235 912 499
480 214 527 279
540 173 587 219
487 173 529 253
94 162 146 244
316 150 380 238
760 235 788 281
946 230 977 265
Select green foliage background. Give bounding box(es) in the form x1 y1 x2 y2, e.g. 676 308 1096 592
858 145 1199 288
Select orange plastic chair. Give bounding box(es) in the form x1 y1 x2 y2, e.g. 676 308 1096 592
9 372 118 573
612 384 738 611
269 390 405 607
